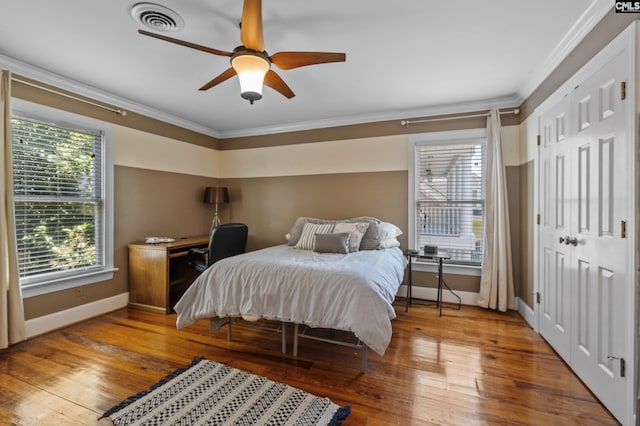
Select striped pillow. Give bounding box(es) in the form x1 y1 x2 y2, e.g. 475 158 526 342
294 222 335 250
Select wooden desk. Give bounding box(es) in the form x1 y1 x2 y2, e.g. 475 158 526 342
128 235 209 314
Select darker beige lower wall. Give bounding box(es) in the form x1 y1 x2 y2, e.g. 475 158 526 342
24 164 531 319
220 170 531 295
23 165 218 320
506 165 522 299
219 171 409 251
410 270 480 293
519 161 535 309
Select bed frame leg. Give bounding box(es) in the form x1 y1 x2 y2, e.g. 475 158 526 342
293 323 299 357
227 316 232 341
281 322 287 354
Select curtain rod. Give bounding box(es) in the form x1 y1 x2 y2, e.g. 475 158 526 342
11 77 127 116
400 108 519 127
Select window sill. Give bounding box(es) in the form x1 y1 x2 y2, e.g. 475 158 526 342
412 259 481 277
21 268 119 298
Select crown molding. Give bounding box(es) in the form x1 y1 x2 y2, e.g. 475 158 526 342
0 54 222 138
217 94 522 139
1 52 521 139
517 0 611 103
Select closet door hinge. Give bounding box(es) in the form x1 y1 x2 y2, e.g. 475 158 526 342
607 356 626 377
536 292 541 304
536 214 541 225
621 81 626 100
537 135 541 146
621 221 626 238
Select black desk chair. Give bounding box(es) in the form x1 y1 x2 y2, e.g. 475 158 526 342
188 223 248 272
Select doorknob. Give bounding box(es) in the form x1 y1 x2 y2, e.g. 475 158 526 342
559 236 565 244
565 236 578 246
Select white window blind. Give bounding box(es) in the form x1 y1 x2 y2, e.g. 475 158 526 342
413 140 485 264
12 117 105 279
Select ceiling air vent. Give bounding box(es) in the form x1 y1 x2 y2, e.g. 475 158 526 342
130 2 184 32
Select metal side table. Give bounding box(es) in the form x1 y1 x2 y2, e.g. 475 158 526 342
404 249 461 316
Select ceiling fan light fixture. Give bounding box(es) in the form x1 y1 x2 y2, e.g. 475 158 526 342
135 0 344 102
231 53 270 104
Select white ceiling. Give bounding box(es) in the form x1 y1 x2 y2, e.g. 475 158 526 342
0 0 611 138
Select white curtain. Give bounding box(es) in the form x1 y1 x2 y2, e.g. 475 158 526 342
477 109 515 312
0 69 26 349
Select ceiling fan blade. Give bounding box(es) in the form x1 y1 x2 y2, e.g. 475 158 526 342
240 0 265 52
199 68 237 91
264 70 295 99
270 51 346 70
138 29 232 57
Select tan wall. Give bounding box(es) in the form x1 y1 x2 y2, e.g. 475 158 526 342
14 84 222 319
16 115 527 318
12 75 220 150
519 161 535 307
506 165 521 298
219 171 408 251
23 166 219 320
220 170 505 295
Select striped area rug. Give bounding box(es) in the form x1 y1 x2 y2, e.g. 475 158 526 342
100 357 350 425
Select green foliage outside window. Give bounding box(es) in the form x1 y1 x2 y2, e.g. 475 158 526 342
12 118 102 278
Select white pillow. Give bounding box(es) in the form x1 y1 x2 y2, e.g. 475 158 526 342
379 237 401 249
333 222 370 252
378 222 403 239
294 222 335 250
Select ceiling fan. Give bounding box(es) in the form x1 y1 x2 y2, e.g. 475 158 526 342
138 0 346 104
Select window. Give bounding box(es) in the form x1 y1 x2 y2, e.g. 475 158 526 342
11 100 115 297
409 129 486 268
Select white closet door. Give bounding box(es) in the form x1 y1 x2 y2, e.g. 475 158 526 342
568 51 629 422
538 96 572 361
538 47 632 424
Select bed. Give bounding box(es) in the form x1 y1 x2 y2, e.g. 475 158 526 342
174 217 407 371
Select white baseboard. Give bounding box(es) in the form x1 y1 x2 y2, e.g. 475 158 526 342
399 287 539 325
516 297 536 330
398 284 478 306
24 291 535 338
25 292 129 338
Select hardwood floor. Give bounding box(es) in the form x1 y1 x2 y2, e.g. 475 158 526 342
0 301 618 425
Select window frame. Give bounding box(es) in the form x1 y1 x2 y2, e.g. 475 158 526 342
408 128 486 276
11 99 117 298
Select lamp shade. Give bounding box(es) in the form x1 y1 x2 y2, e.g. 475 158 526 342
231 53 270 104
203 187 229 204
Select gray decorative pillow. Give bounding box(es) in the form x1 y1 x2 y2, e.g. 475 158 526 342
333 222 370 252
342 216 382 250
288 216 384 249
287 217 336 246
294 222 335 250
314 232 351 254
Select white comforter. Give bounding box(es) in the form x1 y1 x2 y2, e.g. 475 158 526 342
174 244 407 355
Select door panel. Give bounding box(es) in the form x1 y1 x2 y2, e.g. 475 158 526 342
538 50 631 423
538 97 572 360
569 52 628 420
